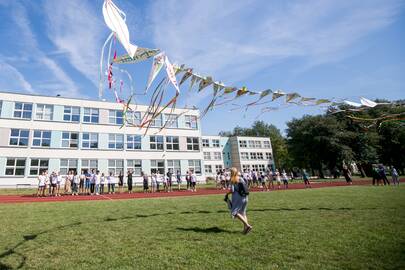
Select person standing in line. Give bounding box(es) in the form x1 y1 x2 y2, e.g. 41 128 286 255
275 169 282 189
166 169 173 192
72 171 80 196
267 170 274 191
100 173 106 194
303 169 311 188
378 165 390 185
94 170 101 195
282 170 289 189
156 171 161 192
56 172 62 196
118 171 124 193
184 170 190 191
391 166 399 186
190 170 197 192
37 171 46 197
162 174 168 192
65 170 73 194
107 172 116 194
176 170 182 191
151 172 157 193
224 167 252 234
84 170 91 195
342 165 352 185
142 172 149 193
127 170 133 194
79 170 85 195
50 172 57 197
90 169 96 195
44 170 51 196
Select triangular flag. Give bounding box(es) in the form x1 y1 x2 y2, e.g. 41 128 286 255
113 48 160 64
224 87 237 94
236 87 249 97
300 97 316 102
175 64 185 75
315 99 331 105
179 69 193 85
145 52 165 91
188 75 200 91
165 56 180 93
272 90 286 101
360 97 377 108
286 93 301 102
198 77 213 92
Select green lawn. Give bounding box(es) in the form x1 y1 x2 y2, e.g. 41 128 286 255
0 186 404 269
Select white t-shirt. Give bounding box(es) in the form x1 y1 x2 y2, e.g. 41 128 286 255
107 176 116 184
191 173 197 183
95 174 101 184
74 175 80 184
57 175 62 184
51 175 58 184
38 175 46 186
100 176 105 184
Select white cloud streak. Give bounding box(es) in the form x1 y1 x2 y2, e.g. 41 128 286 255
149 0 402 83
0 60 34 93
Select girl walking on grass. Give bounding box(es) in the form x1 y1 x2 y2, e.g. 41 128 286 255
225 167 252 234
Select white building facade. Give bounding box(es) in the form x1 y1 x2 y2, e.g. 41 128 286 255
0 91 204 186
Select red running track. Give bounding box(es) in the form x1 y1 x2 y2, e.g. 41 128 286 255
0 179 402 204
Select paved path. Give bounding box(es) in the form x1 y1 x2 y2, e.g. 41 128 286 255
0 179 402 204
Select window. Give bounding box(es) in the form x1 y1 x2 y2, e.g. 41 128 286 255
215 165 223 172
164 114 178 128
9 129 29 146
258 164 266 172
185 115 198 129
108 159 124 175
81 159 98 173
32 130 51 147
150 135 164 150
127 160 142 176
257 152 264 160
61 132 79 148
252 164 259 171
60 159 78 175
30 159 49 175
109 110 123 125
188 160 202 174
205 165 212 174
165 136 179 150
149 114 163 128
213 152 222 160
202 139 210 147
186 137 200 151
13 102 32 119
250 152 257 160
239 140 247 148
82 133 98 149
264 141 271 148
248 140 255 148
83 108 99 123
255 141 262 148
127 135 141 150
151 160 165 174
126 111 141 126
241 152 249 160
242 164 250 171
203 152 211 160
212 139 220 148
167 160 181 174
108 134 124 149
35 104 53 120
266 152 273 160
5 158 26 175
63 106 80 122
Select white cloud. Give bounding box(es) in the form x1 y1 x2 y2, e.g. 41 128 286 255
149 0 402 83
0 60 34 93
5 1 81 97
43 0 106 87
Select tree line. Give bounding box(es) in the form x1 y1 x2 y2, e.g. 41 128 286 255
219 100 405 177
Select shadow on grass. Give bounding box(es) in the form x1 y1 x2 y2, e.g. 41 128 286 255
176 226 237 234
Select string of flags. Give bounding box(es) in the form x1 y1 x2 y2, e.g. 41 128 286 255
99 0 403 132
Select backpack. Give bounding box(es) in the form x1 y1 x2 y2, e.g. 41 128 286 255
237 181 249 197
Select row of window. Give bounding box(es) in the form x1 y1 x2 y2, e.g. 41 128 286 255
4 158 202 176
203 152 222 160
241 152 273 160
242 164 270 173
1 101 198 129
204 164 224 174
239 139 271 149
9 129 201 151
202 138 220 148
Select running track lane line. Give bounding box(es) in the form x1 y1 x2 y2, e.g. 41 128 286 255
0 179 403 204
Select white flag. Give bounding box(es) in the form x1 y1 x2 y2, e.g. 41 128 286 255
145 52 165 91
344 100 362 107
360 97 377 107
165 56 180 93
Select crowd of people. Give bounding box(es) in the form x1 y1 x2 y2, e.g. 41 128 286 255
215 168 311 191
372 165 400 186
36 169 198 197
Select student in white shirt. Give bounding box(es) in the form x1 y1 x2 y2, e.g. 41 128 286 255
72 172 80 195
107 172 116 194
190 170 197 192
56 172 62 196
151 172 157 193
100 173 106 194
94 170 101 195
37 171 46 197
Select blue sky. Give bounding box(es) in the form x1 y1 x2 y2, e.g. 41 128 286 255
0 0 404 134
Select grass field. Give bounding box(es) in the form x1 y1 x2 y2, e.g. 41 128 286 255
0 186 404 269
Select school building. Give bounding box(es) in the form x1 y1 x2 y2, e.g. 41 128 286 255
0 91 274 186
